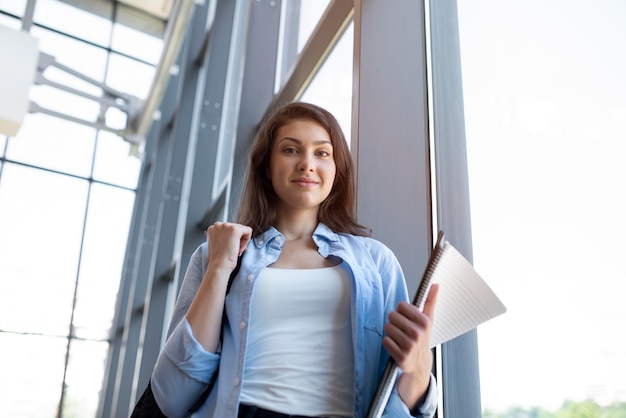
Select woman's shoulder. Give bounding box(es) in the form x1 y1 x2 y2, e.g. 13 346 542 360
336 231 395 259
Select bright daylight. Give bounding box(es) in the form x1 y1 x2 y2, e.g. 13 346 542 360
0 0 624 417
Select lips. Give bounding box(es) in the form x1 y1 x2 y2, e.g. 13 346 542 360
292 177 319 187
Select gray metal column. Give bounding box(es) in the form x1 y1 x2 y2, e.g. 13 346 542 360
100 2 215 417
130 0 216 408
352 0 433 296
429 0 481 416
228 0 282 217
174 0 240 304
97 86 164 418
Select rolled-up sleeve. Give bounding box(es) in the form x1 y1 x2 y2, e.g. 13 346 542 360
383 374 438 418
151 318 220 418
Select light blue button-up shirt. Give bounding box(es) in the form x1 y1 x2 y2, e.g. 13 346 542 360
151 223 438 418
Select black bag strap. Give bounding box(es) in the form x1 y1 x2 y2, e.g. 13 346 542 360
188 254 243 413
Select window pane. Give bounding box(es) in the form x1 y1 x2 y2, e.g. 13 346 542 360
93 131 141 189
7 113 96 177
300 21 353 141
277 0 332 90
458 0 626 414
111 22 163 65
0 12 21 28
296 0 331 53
62 339 109 418
33 0 112 47
0 0 26 17
0 164 88 335
0 134 6 156
106 52 156 100
32 26 108 95
0 333 67 418
74 183 135 340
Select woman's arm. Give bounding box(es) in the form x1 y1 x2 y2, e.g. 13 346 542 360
384 284 439 413
186 222 251 352
151 222 251 417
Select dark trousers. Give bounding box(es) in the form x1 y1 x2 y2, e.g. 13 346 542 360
238 404 313 418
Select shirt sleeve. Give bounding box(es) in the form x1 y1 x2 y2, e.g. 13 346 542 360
383 374 438 417
374 241 439 418
150 244 221 418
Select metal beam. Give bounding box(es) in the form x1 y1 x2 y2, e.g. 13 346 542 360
268 0 353 114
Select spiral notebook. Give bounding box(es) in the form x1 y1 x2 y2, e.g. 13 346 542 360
414 231 507 348
367 232 507 417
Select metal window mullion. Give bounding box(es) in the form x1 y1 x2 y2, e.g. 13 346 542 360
352 0 433 295
175 0 240 301
428 0 481 416
227 0 282 219
268 0 353 114
98 96 163 418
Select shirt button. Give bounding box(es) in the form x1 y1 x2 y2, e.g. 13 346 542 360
258 240 264 245
233 378 240 386
240 321 246 329
247 274 253 281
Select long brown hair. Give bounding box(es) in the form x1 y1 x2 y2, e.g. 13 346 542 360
235 102 369 237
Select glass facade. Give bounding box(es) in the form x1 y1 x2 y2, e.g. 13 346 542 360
0 1 162 416
458 0 626 415
2 0 624 416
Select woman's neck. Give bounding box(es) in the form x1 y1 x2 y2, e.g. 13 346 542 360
273 208 319 241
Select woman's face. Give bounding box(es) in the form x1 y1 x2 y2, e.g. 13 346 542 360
269 119 336 215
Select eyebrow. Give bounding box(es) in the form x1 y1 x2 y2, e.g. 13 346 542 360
279 137 332 146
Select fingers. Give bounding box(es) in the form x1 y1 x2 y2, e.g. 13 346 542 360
422 283 439 320
383 285 440 368
205 222 253 266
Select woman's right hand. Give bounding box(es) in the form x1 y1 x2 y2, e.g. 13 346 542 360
205 221 253 274
186 222 252 352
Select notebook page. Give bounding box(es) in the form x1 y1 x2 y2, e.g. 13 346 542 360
429 243 507 348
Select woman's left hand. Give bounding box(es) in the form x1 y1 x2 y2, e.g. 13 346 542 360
382 283 439 408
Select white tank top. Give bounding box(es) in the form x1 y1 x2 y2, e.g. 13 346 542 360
239 264 354 417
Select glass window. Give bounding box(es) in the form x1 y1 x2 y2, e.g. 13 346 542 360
33 0 112 47
0 134 6 156
0 164 88 335
458 0 626 415
300 21 353 142
73 183 135 340
62 339 109 418
7 113 96 177
0 0 26 17
31 26 108 95
276 0 332 91
106 52 156 100
112 21 163 65
0 333 67 418
93 131 141 189
295 0 332 53
0 12 21 28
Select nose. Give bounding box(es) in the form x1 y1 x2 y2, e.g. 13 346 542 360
297 153 314 171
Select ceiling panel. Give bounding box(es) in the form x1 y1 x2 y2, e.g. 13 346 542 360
118 0 173 20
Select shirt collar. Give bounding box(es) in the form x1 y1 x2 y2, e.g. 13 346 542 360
252 223 340 249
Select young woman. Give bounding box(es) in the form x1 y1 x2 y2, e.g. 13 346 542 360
150 102 439 417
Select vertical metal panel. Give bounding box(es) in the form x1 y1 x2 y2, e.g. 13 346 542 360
101 1 215 416
429 0 481 415
174 0 239 312
352 0 433 297
228 0 282 218
97 95 161 418
103 102 174 417
125 0 216 412
277 0 300 89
